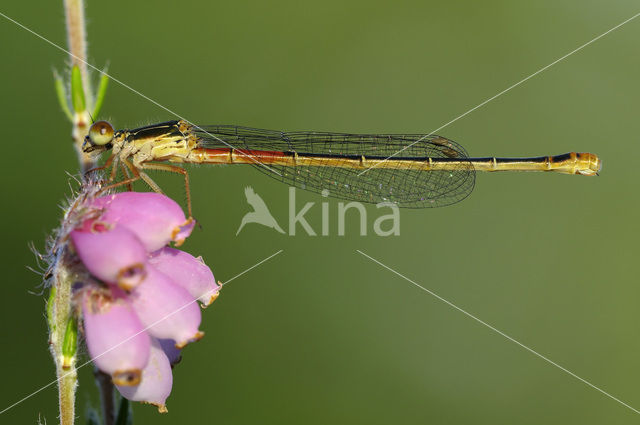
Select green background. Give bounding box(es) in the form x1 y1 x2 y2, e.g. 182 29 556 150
1 0 639 423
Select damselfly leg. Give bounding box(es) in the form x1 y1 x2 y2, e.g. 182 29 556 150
138 163 192 218
89 157 194 218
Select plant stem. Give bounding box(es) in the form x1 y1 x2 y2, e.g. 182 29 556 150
52 2 92 422
49 258 77 425
56 364 78 425
63 0 92 107
63 0 95 173
94 369 115 425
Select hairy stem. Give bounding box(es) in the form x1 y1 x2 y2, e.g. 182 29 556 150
63 0 96 173
63 0 92 106
49 258 78 425
53 3 93 422
57 365 78 425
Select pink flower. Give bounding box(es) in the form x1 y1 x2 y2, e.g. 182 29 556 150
149 247 220 307
71 192 217 412
71 223 148 290
127 265 203 348
82 288 150 386
115 338 173 413
90 192 195 251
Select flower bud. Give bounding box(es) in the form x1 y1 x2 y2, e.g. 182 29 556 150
61 316 78 369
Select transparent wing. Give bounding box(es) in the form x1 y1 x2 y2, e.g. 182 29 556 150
195 125 475 208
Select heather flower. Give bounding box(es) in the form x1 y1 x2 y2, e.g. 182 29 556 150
127 265 204 348
70 223 148 290
90 192 195 250
81 288 150 386
115 338 173 413
68 191 217 412
149 247 220 307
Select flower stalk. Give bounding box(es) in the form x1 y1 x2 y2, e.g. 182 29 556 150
64 0 93 173
47 253 78 425
63 0 91 105
94 369 116 425
59 0 109 174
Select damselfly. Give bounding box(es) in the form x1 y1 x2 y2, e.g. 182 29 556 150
83 120 601 217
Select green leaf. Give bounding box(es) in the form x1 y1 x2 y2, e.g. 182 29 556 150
53 72 73 121
92 72 109 119
71 65 86 113
115 396 133 425
62 316 78 367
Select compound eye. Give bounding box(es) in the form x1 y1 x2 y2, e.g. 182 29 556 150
88 121 114 145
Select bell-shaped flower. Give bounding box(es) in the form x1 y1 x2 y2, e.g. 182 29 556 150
127 265 203 348
91 192 195 251
70 223 147 290
149 247 219 307
116 338 173 413
82 288 151 386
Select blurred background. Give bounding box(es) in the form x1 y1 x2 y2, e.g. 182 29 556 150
1 0 639 423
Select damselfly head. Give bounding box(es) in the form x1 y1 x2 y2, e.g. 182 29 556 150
83 121 115 153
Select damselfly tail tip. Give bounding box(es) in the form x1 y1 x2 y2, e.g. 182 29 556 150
575 152 602 176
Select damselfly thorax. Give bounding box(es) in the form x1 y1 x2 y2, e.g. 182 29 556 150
83 120 602 218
